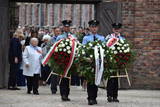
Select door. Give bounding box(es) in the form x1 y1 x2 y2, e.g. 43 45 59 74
95 2 122 36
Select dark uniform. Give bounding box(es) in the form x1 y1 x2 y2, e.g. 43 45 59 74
106 23 124 103
56 20 76 101
82 20 105 105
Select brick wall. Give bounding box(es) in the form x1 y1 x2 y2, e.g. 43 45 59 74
105 0 160 89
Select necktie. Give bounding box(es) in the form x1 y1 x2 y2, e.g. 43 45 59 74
94 35 96 41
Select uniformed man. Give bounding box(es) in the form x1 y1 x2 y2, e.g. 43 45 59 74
56 20 76 101
106 23 125 103
82 20 105 105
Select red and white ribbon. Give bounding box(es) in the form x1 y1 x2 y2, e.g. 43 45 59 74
42 36 77 77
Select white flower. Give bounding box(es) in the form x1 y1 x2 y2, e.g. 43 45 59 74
66 46 71 50
65 42 68 45
124 50 127 53
66 39 69 42
124 44 127 47
126 44 129 46
55 48 58 52
82 51 85 55
58 44 62 48
59 48 62 51
63 49 66 52
119 50 122 53
89 43 93 47
121 47 125 50
111 46 116 50
117 47 121 50
120 39 124 43
67 50 71 54
61 44 65 47
106 50 109 53
78 54 80 57
90 55 93 58
126 48 130 52
114 51 118 54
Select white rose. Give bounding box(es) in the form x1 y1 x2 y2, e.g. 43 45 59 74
121 47 125 50
114 51 118 54
59 48 62 51
66 39 69 42
63 49 66 52
120 39 124 43
126 48 130 52
78 54 80 57
106 50 109 53
82 51 85 55
117 47 121 50
58 44 62 48
66 46 71 50
119 50 122 53
111 46 116 50
90 55 93 58
67 50 71 54
55 48 58 52
89 43 93 47
65 42 68 45
61 44 65 47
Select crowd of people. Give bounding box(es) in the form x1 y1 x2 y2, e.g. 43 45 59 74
8 19 124 105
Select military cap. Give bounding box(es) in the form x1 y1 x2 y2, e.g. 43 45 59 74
62 20 72 27
88 20 100 27
112 23 122 29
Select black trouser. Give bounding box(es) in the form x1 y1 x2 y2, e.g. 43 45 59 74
59 78 70 97
107 78 118 98
26 74 40 94
71 75 80 86
8 63 20 88
87 83 98 100
50 75 59 93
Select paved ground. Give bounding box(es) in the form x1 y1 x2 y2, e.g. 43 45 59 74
0 86 160 107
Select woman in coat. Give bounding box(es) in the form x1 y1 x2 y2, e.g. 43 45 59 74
23 38 42 95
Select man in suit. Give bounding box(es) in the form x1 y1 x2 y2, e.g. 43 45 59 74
106 23 125 103
82 20 105 105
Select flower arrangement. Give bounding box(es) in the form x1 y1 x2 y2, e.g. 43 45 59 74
109 39 135 68
45 38 78 77
103 38 136 79
75 40 111 83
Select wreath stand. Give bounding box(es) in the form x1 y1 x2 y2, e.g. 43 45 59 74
101 68 131 88
110 68 131 87
46 71 71 87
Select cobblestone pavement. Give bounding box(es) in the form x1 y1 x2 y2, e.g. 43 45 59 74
0 86 160 107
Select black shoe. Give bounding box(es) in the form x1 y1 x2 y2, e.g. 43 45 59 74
52 91 56 94
113 98 119 103
107 96 113 102
33 92 39 95
88 100 95 105
8 87 14 90
13 87 20 90
27 91 31 94
62 96 70 101
93 100 97 104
